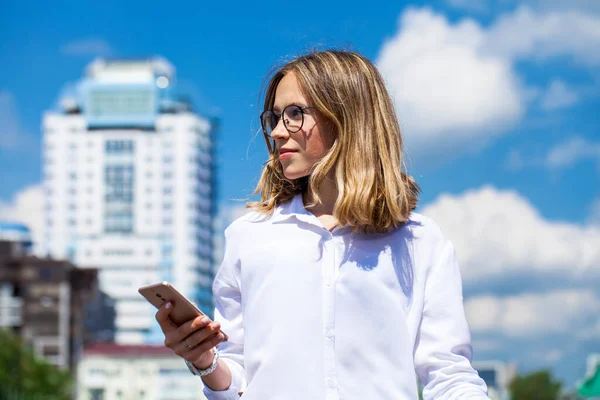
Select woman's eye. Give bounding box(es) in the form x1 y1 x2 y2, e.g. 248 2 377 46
289 108 302 118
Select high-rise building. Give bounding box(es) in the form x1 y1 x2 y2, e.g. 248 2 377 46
43 58 217 344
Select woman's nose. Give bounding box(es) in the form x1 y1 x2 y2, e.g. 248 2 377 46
270 118 290 140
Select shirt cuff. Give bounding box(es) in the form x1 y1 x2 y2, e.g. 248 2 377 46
202 359 245 400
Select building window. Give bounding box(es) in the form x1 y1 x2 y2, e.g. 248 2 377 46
105 140 134 153
104 211 133 233
89 388 104 400
104 165 134 202
102 248 134 256
104 163 134 233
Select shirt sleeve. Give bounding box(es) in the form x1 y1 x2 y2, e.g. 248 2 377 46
413 236 490 400
203 227 247 400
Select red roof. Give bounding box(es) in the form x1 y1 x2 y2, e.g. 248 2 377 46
83 343 175 357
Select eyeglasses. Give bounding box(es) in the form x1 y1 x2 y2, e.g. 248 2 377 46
260 105 314 138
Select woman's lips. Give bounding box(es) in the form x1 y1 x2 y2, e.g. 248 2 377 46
278 149 297 160
279 151 296 160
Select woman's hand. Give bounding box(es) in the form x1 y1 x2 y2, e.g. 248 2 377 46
155 301 226 368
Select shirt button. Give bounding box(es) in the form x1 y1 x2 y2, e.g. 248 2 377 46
326 330 335 338
325 281 332 287
326 378 336 388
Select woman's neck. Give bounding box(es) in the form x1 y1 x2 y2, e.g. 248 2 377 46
302 176 338 217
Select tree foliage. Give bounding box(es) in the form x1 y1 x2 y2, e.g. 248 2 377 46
0 329 72 400
509 369 562 400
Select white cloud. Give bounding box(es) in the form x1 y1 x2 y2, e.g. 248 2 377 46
505 136 600 171
421 185 600 282
504 0 600 15
376 8 523 156
0 91 34 150
376 6 600 160
61 38 113 56
540 80 580 110
465 289 600 337
545 137 600 169
486 6 600 66
0 184 45 255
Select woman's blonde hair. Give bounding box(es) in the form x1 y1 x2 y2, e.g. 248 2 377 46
248 50 420 233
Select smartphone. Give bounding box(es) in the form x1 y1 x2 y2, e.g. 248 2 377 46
138 281 228 341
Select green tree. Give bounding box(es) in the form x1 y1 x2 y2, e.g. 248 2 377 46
509 369 562 400
0 329 72 400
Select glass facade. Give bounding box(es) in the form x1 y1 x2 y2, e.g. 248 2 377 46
104 141 135 234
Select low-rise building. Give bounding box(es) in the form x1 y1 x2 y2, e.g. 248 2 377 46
77 344 207 400
473 360 518 400
0 238 115 373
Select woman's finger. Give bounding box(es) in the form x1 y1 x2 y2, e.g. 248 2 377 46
176 315 212 339
182 331 226 364
175 322 221 355
155 302 177 333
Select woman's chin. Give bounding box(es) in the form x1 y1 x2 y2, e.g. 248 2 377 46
282 169 309 181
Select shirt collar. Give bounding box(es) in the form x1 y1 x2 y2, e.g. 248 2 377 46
271 193 318 226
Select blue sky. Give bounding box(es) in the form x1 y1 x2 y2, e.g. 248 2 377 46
2 0 599 390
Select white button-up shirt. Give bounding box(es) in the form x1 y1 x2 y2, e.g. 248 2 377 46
203 194 489 400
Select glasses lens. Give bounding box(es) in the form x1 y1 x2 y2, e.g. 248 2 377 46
283 105 303 133
260 111 277 136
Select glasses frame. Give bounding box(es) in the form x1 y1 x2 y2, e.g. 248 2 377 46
260 105 314 153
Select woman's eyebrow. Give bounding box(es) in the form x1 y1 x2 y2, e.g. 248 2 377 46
273 102 306 112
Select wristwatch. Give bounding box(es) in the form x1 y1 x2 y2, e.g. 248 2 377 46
185 347 220 377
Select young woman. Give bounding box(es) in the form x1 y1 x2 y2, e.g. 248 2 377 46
156 50 490 399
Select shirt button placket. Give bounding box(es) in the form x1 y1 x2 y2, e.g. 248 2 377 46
323 233 339 400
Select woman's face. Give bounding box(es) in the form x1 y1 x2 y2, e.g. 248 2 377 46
270 72 335 180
